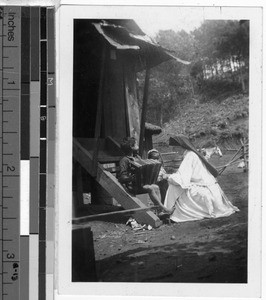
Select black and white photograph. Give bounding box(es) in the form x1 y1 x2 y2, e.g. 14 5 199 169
56 3 262 298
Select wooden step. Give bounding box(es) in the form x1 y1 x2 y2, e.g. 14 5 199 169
73 138 162 228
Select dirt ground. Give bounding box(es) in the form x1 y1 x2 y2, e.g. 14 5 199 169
82 152 248 283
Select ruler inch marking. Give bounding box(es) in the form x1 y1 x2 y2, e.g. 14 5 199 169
1 6 21 300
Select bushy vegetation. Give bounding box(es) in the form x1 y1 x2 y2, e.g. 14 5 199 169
137 20 249 147
198 79 243 103
153 94 248 147
138 20 248 113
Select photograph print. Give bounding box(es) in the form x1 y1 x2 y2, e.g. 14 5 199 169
69 6 259 291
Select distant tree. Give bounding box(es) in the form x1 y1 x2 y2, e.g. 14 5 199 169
137 20 249 125
137 29 195 126
191 20 249 92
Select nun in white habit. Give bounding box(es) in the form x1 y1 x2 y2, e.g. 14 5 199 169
165 135 239 223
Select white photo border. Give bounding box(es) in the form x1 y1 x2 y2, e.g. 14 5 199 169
55 3 263 299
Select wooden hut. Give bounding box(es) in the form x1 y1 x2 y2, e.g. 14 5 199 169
72 19 189 227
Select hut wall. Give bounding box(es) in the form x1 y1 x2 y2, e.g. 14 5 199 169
102 51 128 141
123 62 141 143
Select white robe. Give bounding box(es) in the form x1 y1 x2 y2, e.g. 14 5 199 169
164 151 239 223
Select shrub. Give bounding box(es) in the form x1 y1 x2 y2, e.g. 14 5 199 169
154 94 249 147
199 79 242 103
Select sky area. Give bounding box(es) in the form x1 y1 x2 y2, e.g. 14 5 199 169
132 6 206 37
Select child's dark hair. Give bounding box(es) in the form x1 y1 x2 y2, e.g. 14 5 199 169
147 149 160 160
121 137 136 155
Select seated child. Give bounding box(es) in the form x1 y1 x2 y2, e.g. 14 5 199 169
147 149 169 204
117 137 174 215
117 137 141 193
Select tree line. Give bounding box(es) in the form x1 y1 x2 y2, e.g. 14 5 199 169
137 20 249 126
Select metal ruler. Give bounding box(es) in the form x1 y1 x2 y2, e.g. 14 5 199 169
0 6 56 300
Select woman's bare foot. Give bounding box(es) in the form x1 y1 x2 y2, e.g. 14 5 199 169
164 206 175 215
158 206 175 220
159 205 175 215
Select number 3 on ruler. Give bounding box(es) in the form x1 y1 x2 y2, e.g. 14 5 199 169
6 253 15 259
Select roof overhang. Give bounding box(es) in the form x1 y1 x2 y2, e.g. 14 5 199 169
92 21 190 70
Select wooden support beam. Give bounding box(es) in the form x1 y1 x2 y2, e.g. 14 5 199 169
163 159 182 164
92 45 107 176
139 68 151 157
73 138 162 227
74 162 85 217
161 152 179 155
72 205 158 224
73 139 94 175
72 227 97 281
97 169 162 227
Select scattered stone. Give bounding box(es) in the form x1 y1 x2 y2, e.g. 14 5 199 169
171 235 176 240
137 240 146 244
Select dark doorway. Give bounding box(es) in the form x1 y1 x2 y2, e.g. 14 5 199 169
73 20 104 138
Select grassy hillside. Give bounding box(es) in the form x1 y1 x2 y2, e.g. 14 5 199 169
153 93 249 149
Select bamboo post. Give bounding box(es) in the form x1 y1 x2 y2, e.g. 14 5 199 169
240 138 249 172
76 162 84 212
139 67 151 157
218 146 243 175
